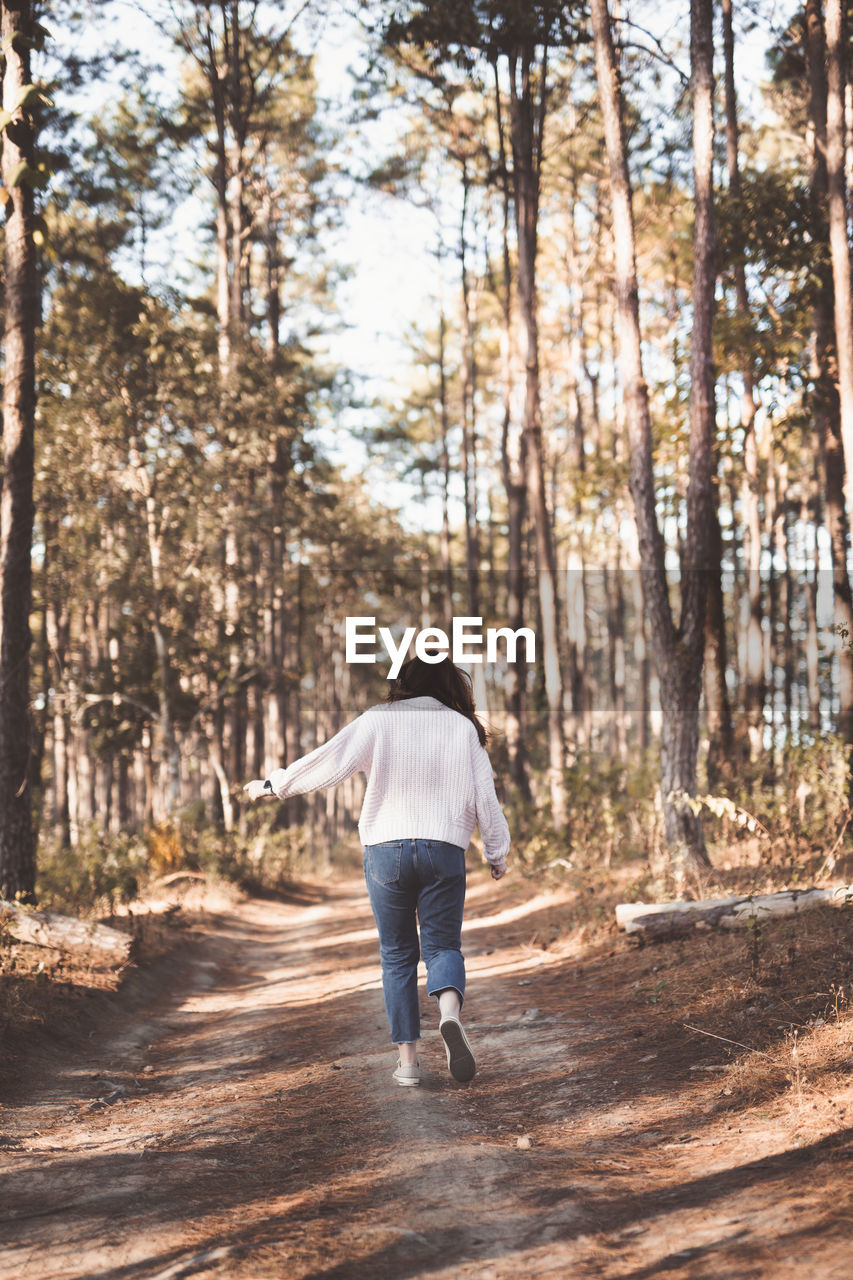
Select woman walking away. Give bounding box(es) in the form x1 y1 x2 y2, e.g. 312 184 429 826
244 654 510 1087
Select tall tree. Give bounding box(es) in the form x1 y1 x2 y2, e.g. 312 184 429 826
590 0 715 877
824 1 853 576
505 23 566 828
383 0 570 826
0 0 41 898
492 46 531 801
804 0 853 743
720 0 760 763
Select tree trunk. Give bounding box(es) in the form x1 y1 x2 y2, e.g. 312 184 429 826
197 1 249 826
684 0 718 679
605 558 627 760
437 296 454 605
721 0 763 761
564 172 589 756
740 409 766 758
704 473 734 788
806 0 853 743
803 480 821 730
262 200 286 778
493 54 531 803
0 899 132 960
0 0 38 900
264 183 281 358
139 480 180 820
44 590 70 844
208 718 234 833
458 160 481 623
208 7 231 383
779 471 794 742
764 442 779 771
228 0 245 345
616 885 853 938
507 40 566 829
282 562 304 825
591 0 713 878
826 0 853 535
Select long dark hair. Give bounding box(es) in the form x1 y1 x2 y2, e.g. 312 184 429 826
386 654 488 746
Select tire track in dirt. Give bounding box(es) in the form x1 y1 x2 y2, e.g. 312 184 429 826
1 877 852 1280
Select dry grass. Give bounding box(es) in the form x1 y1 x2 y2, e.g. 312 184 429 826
0 905 188 1042
529 836 853 1141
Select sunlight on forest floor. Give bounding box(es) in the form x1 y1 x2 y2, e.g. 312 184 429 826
2 861 851 1279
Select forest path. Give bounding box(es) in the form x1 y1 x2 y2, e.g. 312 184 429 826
1 875 851 1280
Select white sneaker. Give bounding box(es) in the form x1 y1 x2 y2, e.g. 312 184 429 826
439 1015 476 1082
392 1060 422 1087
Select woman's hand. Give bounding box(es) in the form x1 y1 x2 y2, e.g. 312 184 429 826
243 779 273 802
490 862 507 880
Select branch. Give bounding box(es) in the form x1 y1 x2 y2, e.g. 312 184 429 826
617 18 689 86
74 693 160 725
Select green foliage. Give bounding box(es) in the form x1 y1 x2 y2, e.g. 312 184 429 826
192 821 327 893
694 736 852 861
35 809 358 917
679 792 770 838
510 754 663 870
385 0 584 71
37 827 147 915
715 168 818 386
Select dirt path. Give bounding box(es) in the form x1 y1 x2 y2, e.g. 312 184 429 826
1 876 852 1280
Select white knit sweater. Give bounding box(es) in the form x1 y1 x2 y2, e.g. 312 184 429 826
267 696 510 867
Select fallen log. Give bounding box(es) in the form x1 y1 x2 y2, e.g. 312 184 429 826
152 871 209 888
0 900 132 962
616 885 853 940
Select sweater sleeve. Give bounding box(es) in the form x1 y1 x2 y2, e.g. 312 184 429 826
266 714 373 800
472 738 511 866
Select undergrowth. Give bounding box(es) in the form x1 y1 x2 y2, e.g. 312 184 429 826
24 733 853 920
32 805 365 916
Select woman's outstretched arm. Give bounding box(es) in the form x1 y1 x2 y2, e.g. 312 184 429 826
243 714 373 802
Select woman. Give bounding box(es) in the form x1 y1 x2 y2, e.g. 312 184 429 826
244 654 510 1087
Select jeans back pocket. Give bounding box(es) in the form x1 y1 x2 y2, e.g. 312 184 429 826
424 841 466 881
365 842 403 885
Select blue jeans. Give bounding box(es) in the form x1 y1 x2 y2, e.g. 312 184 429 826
363 839 467 1044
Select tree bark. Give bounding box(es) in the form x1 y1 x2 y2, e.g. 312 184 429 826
721 0 763 761
228 0 246 343
203 5 232 382
493 55 531 802
605 558 627 760
703 474 734 788
437 294 454 605
564 170 590 756
616 885 853 937
590 0 713 877
807 0 853 742
128 456 181 821
684 0 718 693
507 39 566 829
0 899 132 961
458 159 481 622
0 0 38 900
803 480 821 730
826 1 853 525
44 577 70 844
